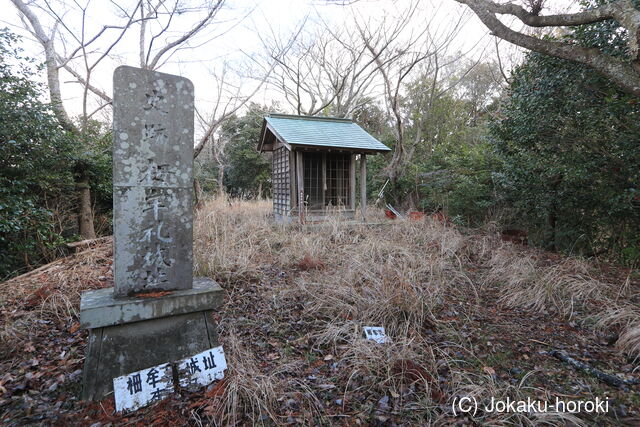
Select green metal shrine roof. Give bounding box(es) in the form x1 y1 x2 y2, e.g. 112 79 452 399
258 114 390 153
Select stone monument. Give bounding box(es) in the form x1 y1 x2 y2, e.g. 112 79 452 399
80 66 223 401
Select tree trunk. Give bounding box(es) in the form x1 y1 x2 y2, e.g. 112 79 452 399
257 181 263 199
77 174 96 239
456 0 640 98
193 178 204 210
217 166 225 196
548 206 557 252
548 174 562 251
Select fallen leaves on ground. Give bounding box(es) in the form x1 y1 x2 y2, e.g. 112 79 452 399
0 202 638 426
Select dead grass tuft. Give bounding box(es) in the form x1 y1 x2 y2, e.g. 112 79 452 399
618 323 640 360
595 306 640 358
484 246 640 359
0 239 112 358
193 197 273 283
486 249 610 318
203 331 283 425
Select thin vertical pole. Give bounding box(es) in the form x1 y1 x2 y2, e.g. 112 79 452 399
296 151 304 223
322 153 326 210
360 154 367 222
289 150 295 215
350 153 356 211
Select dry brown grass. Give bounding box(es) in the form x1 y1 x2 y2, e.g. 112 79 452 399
2 197 636 424
487 252 609 318
207 330 287 425
193 198 479 423
595 306 640 358
195 197 477 344
0 239 112 359
193 197 274 281
483 245 640 359
192 197 638 424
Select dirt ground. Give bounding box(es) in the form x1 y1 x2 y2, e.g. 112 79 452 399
0 199 638 426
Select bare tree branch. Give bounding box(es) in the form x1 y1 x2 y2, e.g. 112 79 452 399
456 0 640 97
146 0 224 70
468 0 627 28
262 12 393 118
193 58 277 158
11 0 75 132
356 1 468 182
55 55 112 103
494 36 510 84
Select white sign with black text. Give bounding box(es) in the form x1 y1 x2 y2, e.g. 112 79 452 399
113 363 174 413
363 326 391 343
176 345 227 389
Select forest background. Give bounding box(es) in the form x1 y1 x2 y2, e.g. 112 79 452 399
1 0 639 279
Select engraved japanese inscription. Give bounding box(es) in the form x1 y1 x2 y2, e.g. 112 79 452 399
113 66 195 296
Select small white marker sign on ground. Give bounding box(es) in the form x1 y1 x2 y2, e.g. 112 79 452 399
363 326 391 343
113 363 174 412
176 346 227 389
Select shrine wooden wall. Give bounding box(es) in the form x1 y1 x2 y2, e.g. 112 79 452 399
272 146 291 217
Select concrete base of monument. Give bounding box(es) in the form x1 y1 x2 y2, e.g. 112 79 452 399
79 277 223 401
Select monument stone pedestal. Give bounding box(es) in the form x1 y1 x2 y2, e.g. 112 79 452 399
80 66 224 402
80 278 223 400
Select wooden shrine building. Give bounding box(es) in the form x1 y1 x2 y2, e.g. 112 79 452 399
257 114 390 222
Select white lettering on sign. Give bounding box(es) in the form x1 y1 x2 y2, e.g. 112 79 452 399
363 326 391 344
113 363 174 412
176 346 227 390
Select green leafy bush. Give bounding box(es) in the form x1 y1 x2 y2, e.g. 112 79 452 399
490 12 640 260
0 29 80 278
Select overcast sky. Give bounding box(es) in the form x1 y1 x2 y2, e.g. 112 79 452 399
3 1 498 112
2 0 583 140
